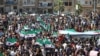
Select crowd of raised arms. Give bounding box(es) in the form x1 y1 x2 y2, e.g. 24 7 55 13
0 11 100 56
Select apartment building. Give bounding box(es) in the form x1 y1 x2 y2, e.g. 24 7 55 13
4 0 19 13
97 0 100 10
0 0 100 14
0 0 54 14
63 0 76 13
0 0 37 13
37 0 54 13
22 0 37 13
77 0 100 12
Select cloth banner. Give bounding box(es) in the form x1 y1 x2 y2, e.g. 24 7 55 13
59 29 100 35
19 26 41 38
6 37 17 46
35 38 54 48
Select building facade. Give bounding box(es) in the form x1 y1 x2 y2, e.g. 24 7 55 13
0 0 100 14
62 0 100 13
63 0 76 13
0 0 76 14
77 0 100 12
37 0 54 14
4 0 19 13
22 0 36 13
3 0 54 14
0 0 5 13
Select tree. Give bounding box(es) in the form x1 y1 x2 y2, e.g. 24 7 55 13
75 3 83 15
54 0 64 13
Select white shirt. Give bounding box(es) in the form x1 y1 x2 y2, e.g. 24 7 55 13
8 25 13 30
81 20 85 25
89 50 98 56
97 38 100 45
29 50 33 56
32 24 35 27
32 39 35 45
18 24 20 30
62 43 67 49
10 51 17 56
76 44 82 50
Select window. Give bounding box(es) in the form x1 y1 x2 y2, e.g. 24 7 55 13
69 2 72 6
85 1 88 4
23 0 35 5
90 1 92 5
13 6 17 9
98 0 100 4
64 2 72 6
31 1 34 4
27 0 30 4
48 9 53 13
0 0 3 5
42 2 48 7
24 1 26 5
48 3 52 6
39 3 42 6
14 0 17 4
64 2 68 6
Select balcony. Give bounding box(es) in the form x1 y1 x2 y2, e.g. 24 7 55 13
23 2 35 6
22 0 35 6
5 0 18 5
38 2 53 8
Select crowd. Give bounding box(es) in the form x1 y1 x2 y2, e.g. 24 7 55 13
0 11 100 56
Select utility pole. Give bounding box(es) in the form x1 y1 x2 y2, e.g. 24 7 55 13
93 0 97 12
58 0 60 15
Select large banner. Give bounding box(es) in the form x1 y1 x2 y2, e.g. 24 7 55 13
59 29 100 35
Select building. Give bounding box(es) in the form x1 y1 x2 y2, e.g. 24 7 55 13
22 0 37 13
0 0 37 13
37 0 54 14
0 0 76 14
0 0 54 14
0 0 5 13
63 0 76 13
77 0 100 12
0 0 100 14
4 0 19 13
97 0 100 11
62 0 100 13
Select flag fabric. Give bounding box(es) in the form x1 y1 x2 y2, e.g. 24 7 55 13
37 17 42 21
43 38 54 48
19 26 41 38
59 29 100 35
52 32 58 37
35 38 44 46
6 37 17 46
23 25 29 30
96 30 100 34
43 38 52 44
0 52 3 56
38 17 51 31
35 38 54 48
19 29 37 38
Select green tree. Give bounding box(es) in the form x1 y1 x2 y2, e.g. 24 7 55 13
78 3 83 14
76 3 83 15
54 0 64 13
